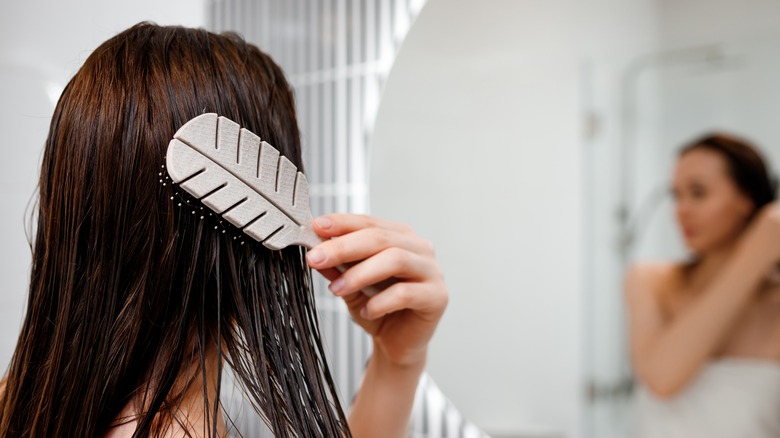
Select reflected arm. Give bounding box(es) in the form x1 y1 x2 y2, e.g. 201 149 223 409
626 221 777 398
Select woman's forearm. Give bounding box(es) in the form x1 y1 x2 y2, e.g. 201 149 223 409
638 233 775 397
347 346 426 438
306 214 446 435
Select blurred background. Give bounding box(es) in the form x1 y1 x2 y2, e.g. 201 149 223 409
2 1 780 437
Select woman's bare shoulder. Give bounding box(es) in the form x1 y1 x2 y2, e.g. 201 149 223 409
627 261 682 279
625 261 685 299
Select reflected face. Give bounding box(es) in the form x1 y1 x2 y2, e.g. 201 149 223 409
672 148 754 254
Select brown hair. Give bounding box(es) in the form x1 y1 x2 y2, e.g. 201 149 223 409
680 133 778 217
0 23 349 437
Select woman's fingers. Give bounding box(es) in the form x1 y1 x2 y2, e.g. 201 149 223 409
306 227 434 270
361 281 448 320
304 213 447 326
316 266 341 282
325 248 437 296
311 214 414 237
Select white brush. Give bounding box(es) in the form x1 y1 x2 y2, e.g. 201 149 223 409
166 113 378 297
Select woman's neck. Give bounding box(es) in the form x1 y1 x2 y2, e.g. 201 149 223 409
107 347 228 437
173 347 228 436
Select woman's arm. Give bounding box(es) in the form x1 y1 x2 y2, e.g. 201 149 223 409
306 214 448 438
627 203 780 398
347 346 426 437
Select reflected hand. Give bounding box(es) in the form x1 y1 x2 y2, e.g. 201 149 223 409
744 202 780 265
305 214 448 367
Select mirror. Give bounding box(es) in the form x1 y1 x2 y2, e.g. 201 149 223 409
370 0 780 437
370 1 588 436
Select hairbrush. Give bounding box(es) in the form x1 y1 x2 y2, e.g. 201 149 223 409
165 113 378 297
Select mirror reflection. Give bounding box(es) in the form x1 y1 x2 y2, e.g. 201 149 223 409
586 36 780 438
372 1 780 437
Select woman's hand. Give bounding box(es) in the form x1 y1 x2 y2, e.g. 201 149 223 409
305 214 448 368
743 202 780 266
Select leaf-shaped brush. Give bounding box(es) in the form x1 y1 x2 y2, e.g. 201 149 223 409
166 113 379 297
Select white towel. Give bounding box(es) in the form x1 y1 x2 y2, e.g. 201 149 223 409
634 358 780 438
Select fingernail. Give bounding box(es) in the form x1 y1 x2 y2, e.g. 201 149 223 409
329 278 345 294
307 248 325 264
315 216 333 229
360 306 369 319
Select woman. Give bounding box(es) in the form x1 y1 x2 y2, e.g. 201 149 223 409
0 23 448 437
627 133 780 437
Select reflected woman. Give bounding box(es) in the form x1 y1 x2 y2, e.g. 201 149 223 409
626 134 780 437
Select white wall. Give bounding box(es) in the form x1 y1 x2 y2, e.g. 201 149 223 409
369 1 658 437
0 0 206 372
658 0 780 46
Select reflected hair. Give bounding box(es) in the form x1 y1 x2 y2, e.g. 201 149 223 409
680 133 778 217
0 23 350 437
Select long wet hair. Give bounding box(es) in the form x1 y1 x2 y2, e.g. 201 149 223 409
0 23 350 437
